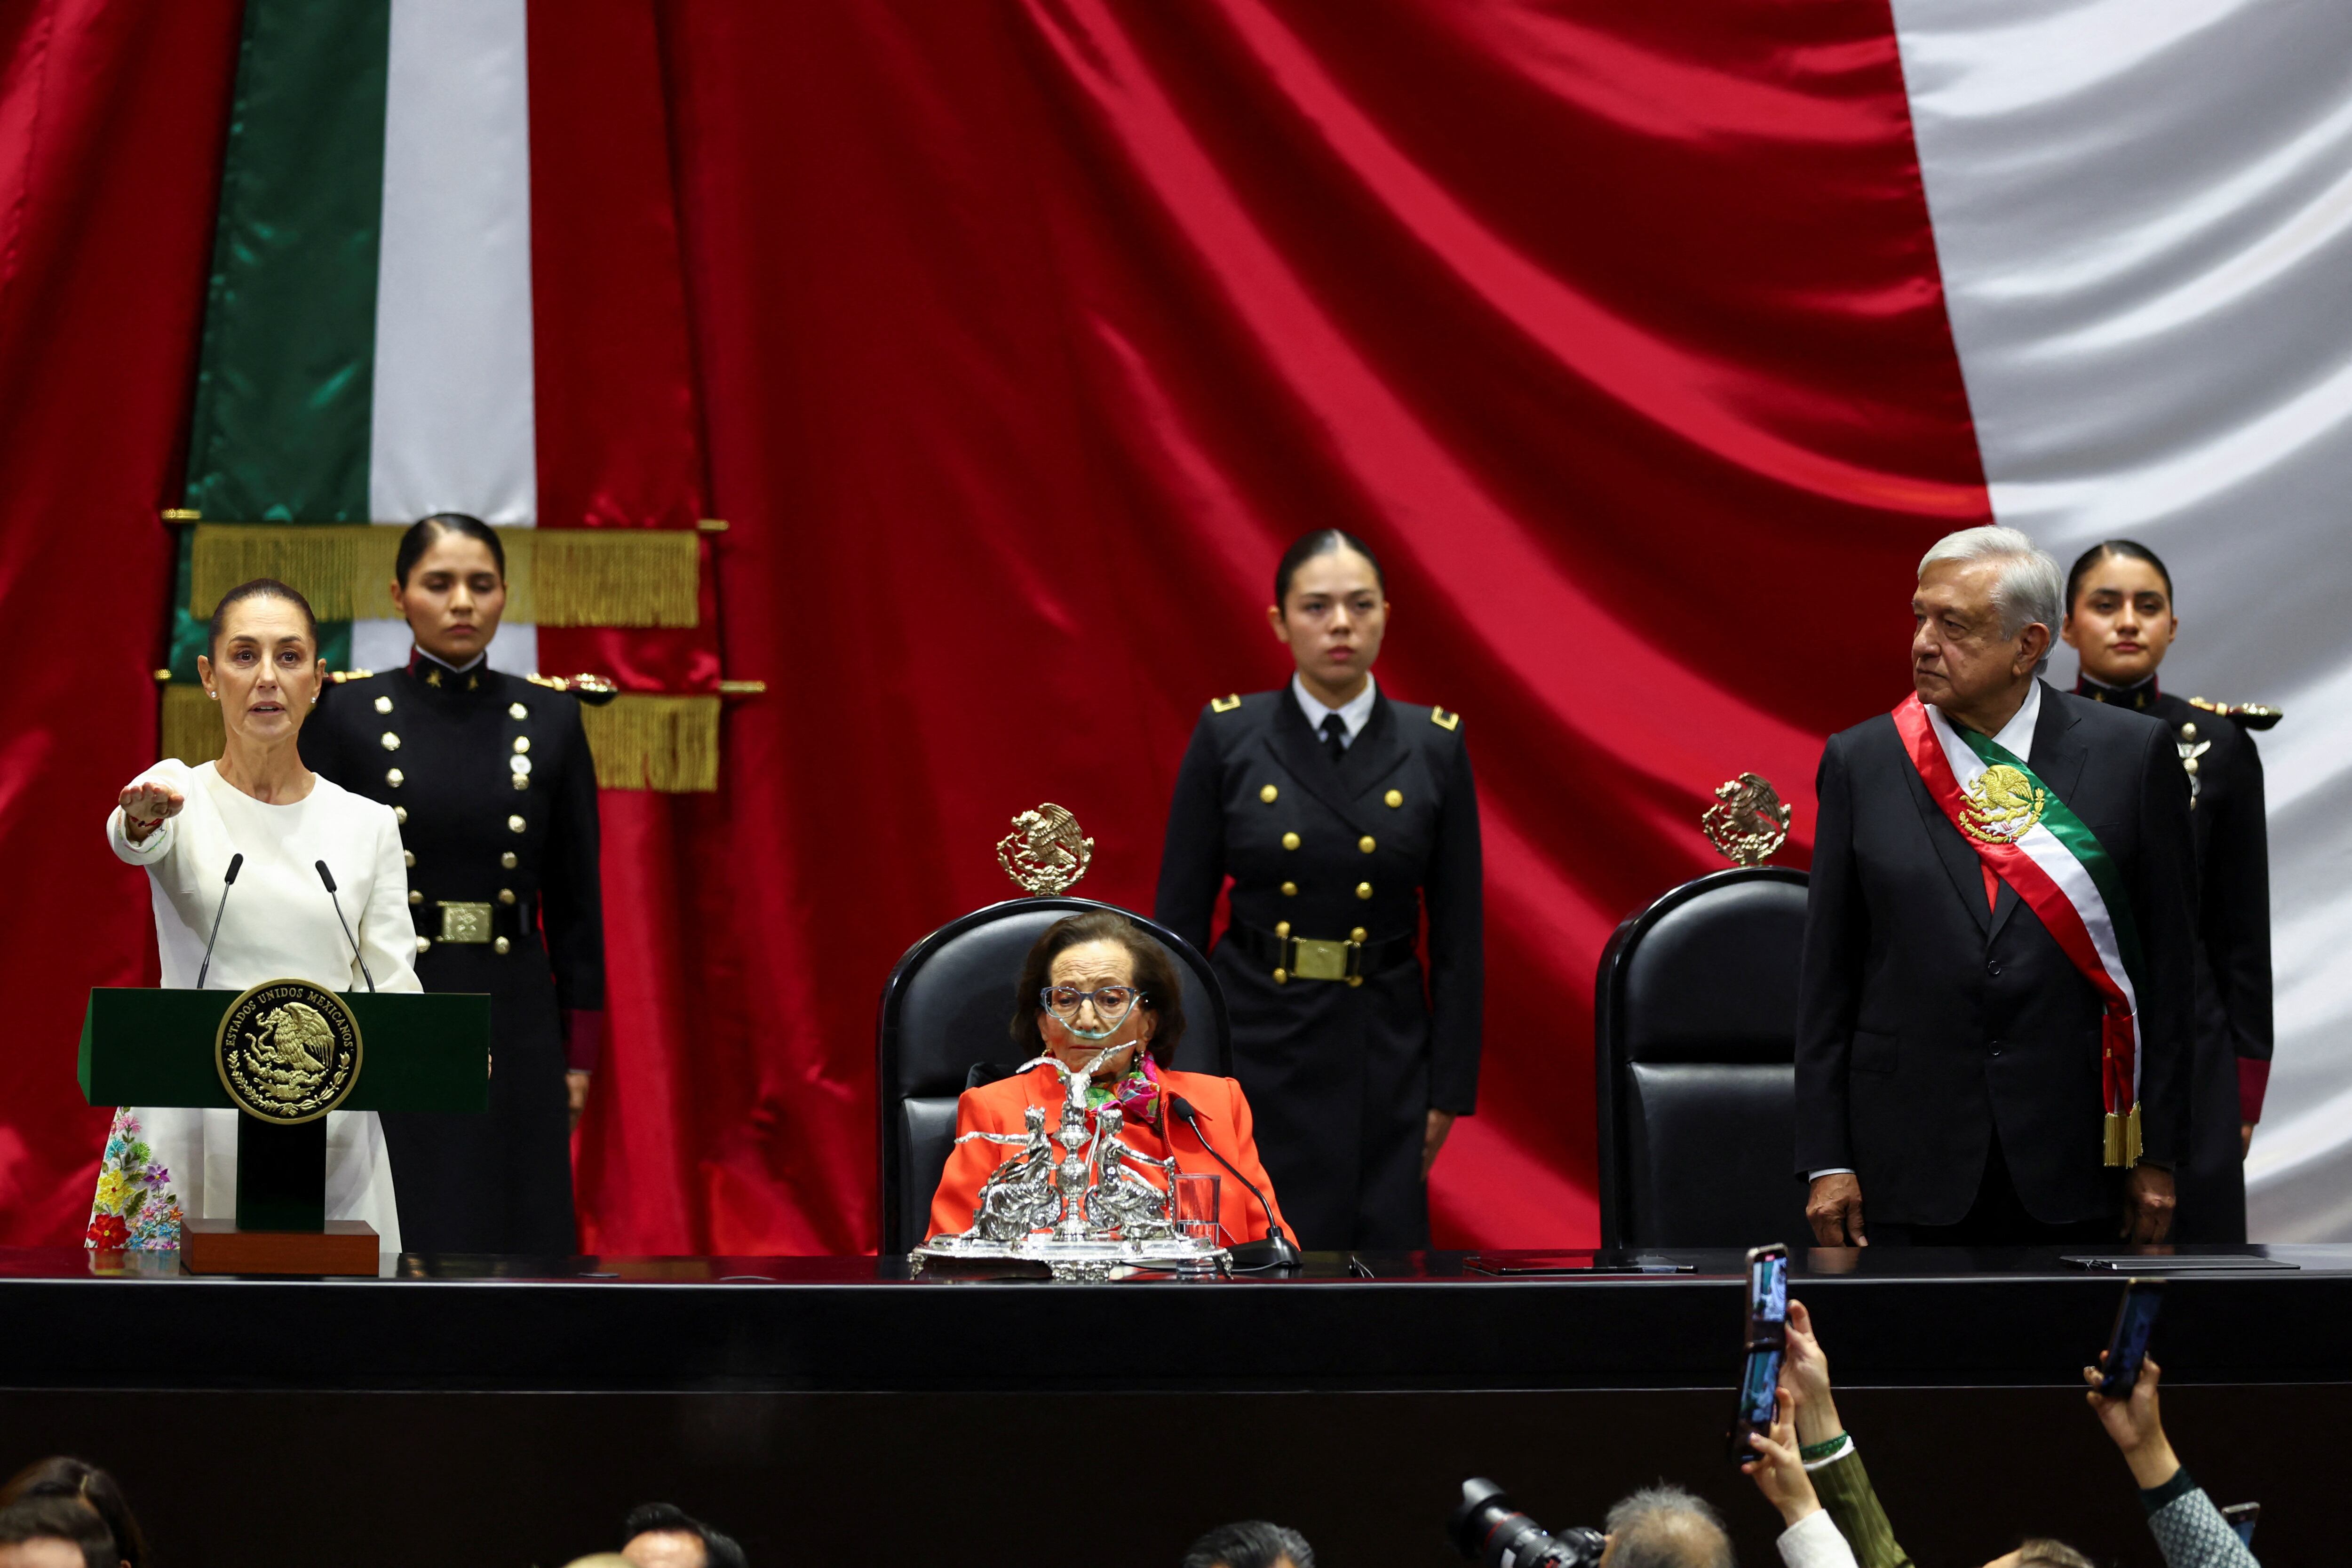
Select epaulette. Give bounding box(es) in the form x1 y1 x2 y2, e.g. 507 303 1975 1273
2188 696 2282 732
526 671 621 707
1430 705 1461 732
1209 693 1242 714
328 669 376 684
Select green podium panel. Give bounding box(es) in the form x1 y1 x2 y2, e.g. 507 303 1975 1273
78 987 490 1264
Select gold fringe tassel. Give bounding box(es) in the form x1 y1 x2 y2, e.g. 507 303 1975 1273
159 685 224 766
159 685 720 793
2103 1102 2144 1168
579 694 721 792
189 525 700 628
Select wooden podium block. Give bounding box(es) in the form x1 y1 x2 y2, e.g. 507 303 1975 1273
181 1219 380 1277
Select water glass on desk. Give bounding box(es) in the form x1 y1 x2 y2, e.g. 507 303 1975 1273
1171 1171 1221 1266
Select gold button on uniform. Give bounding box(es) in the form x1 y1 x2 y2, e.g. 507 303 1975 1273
1281 832 1301 851
508 814 526 834
1384 789 1403 808
1350 927 1367 942
1355 882 1373 900
408 891 422 906
1280 881 1298 897
1359 836 1376 854
501 852 517 869
380 732 401 752
513 736 530 754
402 851 416 868
494 937 511 955
1272 968 1289 985
1274 921 1292 939
373 695 393 715
498 889 516 906
509 702 528 720
394 806 407 825
1260 785 1279 804
386 768 404 788
510 755 532 778
416 937 431 955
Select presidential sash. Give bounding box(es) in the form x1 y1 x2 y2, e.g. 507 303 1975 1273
1891 694 2147 1166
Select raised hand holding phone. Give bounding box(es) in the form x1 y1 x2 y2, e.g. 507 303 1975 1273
1726 1243 1790 1462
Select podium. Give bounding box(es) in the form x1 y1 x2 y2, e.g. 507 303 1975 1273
79 985 490 1275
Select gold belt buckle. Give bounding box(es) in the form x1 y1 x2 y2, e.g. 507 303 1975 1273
437 901 494 944
1291 937 1351 982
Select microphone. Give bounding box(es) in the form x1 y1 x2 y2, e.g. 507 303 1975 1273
315 860 376 994
1167 1092 1302 1270
195 853 243 990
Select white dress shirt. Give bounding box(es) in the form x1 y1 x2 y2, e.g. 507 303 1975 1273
109 759 419 1252
1812 680 2043 1184
1290 672 1377 748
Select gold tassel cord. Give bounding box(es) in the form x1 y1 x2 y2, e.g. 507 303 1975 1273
188 524 701 628
159 686 721 793
579 695 721 792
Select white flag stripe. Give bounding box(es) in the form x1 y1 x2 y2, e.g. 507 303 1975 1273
369 0 537 530
1893 0 2352 1235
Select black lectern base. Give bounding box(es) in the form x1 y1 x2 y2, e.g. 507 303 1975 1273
181 1218 378 1276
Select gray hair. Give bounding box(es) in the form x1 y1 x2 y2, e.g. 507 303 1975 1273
1603 1485 1732 1568
1918 525 2064 642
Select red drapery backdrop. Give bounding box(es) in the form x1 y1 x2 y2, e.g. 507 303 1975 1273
0 0 1989 1252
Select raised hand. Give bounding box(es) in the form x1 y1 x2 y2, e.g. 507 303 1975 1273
1741 1385 1822 1528
119 779 185 839
1782 1299 1844 1447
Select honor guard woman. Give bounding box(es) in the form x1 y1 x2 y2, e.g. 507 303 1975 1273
2062 541 2275 1242
1155 530 1482 1249
302 514 606 1254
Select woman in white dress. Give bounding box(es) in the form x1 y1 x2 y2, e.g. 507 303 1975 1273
87 578 419 1255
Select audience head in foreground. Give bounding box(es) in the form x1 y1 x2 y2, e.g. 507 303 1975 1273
621 1503 746 1568
0 1458 142 1568
1602 1485 1732 1568
0 1496 117 1568
1182 1519 1316 1568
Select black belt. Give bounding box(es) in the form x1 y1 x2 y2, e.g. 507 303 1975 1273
1227 922 1417 987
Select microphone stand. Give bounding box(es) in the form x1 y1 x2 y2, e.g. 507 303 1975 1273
1168 1093 1302 1270
315 860 376 993
196 853 244 990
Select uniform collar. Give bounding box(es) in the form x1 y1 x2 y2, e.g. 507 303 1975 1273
407 645 490 695
1290 671 1377 744
2074 671 2160 711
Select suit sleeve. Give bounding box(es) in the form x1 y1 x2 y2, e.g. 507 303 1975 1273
2131 720 2199 1168
540 698 607 1031
1152 710 1228 953
2203 731 2273 1091
927 1090 1007 1239
1795 735 1863 1176
1425 732 1484 1115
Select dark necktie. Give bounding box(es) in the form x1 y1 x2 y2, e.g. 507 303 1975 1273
1320 712 1348 764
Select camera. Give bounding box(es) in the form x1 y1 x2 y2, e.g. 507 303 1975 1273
1446 1478 1606 1568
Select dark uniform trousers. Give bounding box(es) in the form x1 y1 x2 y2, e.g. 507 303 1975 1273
1157 687 1482 1251
2077 676 2274 1243
303 652 604 1255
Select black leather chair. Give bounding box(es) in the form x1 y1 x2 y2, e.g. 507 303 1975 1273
1594 867 1812 1249
875 896 1232 1255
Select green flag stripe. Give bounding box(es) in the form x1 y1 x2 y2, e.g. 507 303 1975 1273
1960 730 2148 993
172 0 391 678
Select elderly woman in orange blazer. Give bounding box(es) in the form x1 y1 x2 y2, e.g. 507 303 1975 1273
929 909 1290 1249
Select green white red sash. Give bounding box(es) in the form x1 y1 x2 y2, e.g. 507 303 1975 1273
1891 693 2147 1166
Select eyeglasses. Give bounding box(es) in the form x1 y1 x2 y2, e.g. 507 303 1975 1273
1040 985 1141 1025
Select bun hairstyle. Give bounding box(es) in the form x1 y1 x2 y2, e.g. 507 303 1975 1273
1273 528 1384 608
395 512 507 586
1010 908 1186 1062
2064 539 2173 614
205 578 319 657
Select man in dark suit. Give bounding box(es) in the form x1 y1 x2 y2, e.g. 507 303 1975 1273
1797 526 2197 1244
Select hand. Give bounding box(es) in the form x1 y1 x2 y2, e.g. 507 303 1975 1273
566 1071 591 1133
2122 1165 2176 1242
119 779 184 837
2085 1352 2179 1490
1742 1385 1821 1528
1782 1300 1843 1447
1421 1108 1456 1181
2241 1122 2254 1160
1806 1173 1867 1246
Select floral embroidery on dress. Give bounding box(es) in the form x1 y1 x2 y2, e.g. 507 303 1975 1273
85 1109 184 1250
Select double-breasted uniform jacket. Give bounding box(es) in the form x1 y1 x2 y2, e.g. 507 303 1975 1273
1796 681 2198 1228
2077 675 2275 1242
1154 686 1482 1250
302 648 604 1254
